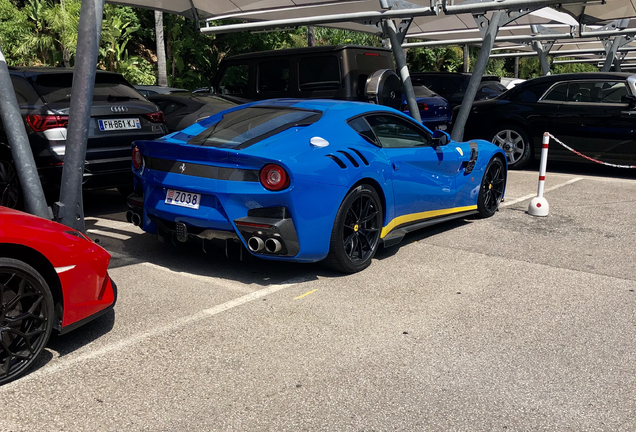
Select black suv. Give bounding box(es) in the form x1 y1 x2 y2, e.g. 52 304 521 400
410 72 506 109
211 45 396 104
0 67 168 208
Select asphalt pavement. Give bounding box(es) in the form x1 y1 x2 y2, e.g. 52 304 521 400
1 167 635 431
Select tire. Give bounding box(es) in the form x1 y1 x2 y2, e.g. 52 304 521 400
0 155 23 210
324 184 383 274
490 125 532 169
0 258 54 385
477 156 506 218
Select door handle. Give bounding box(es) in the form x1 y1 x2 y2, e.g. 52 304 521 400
392 163 399 171
621 111 636 118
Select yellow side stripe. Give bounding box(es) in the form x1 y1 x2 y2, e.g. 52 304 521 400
380 205 478 238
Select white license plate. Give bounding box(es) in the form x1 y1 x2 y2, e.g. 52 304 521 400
165 189 201 209
98 118 141 131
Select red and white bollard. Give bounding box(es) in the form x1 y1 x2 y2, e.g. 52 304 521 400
528 132 550 217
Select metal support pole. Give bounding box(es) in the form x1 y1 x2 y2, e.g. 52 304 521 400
451 11 503 142
613 52 627 71
532 41 552 76
514 56 519 78
0 46 50 218
56 0 104 231
307 25 316 46
601 36 625 72
383 19 421 123
463 44 469 73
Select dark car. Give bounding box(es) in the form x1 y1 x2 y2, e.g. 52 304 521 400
211 45 397 105
147 93 236 132
0 67 168 208
410 72 507 109
401 84 452 130
461 72 636 169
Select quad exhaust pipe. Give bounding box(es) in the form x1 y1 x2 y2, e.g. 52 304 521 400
247 236 283 254
248 237 265 252
126 211 142 227
265 238 282 253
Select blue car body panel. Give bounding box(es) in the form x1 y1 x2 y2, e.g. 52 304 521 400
132 99 505 263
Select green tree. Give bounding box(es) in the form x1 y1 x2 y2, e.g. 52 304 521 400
407 46 463 72
0 0 34 65
552 59 598 74
18 0 57 65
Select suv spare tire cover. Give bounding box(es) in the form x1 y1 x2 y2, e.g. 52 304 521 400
364 69 403 110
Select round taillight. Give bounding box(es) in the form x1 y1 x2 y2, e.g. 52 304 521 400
132 146 142 170
260 164 289 191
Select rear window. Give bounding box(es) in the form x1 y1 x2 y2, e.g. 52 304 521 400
299 56 341 91
32 73 142 103
258 60 290 94
412 85 437 98
188 107 321 149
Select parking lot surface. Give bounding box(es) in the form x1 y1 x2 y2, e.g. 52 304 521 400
2 168 635 431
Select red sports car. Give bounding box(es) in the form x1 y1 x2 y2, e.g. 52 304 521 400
0 207 117 384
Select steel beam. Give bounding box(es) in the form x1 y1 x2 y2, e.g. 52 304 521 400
531 40 554 75
442 0 582 15
56 0 104 231
402 32 572 48
0 46 50 218
201 5 436 35
489 46 636 58
452 11 504 142
383 19 421 122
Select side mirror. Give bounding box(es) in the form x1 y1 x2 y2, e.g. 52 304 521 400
432 129 450 146
621 94 636 108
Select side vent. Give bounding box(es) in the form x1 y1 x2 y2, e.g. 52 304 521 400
348 148 369 166
326 154 347 169
337 150 359 168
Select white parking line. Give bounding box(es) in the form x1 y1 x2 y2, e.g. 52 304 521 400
140 262 255 294
87 228 132 241
502 177 584 208
1 276 306 388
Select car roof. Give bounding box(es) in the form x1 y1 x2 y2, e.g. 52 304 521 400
520 72 634 84
223 45 391 61
8 66 123 78
246 98 398 116
411 72 500 81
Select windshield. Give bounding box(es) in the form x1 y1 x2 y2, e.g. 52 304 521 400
188 107 321 149
413 85 438 98
32 73 142 103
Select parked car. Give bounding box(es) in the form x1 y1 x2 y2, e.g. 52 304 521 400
127 99 506 273
401 84 452 130
0 67 168 208
0 206 117 384
461 72 636 168
410 72 507 109
134 85 189 97
211 45 401 108
147 93 236 133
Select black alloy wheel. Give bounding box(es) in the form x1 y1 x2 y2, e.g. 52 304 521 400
0 157 21 209
326 184 383 273
0 258 54 385
477 157 506 218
